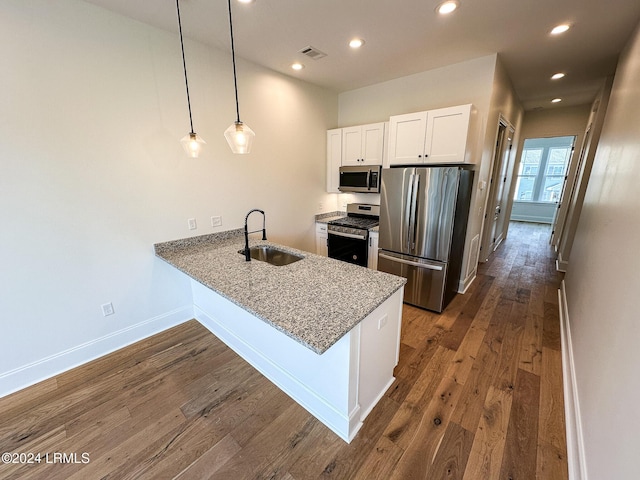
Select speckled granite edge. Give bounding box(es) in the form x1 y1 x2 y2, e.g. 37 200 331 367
314 211 345 222
154 228 244 256
153 230 406 355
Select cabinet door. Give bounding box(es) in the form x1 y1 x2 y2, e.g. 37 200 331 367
316 223 328 256
388 112 428 165
367 231 379 270
342 126 363 166
361 123 385 165
342 123 384 166
326 129 342 193
424 105 471 164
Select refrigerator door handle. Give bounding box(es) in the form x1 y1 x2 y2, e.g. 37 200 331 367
404 173 415 251
408 173 420 251
378 253 444 271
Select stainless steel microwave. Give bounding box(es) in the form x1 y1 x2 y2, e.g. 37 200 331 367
338 165 382 193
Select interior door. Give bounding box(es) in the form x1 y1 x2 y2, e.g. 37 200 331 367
481 120 513 260
490 127 514 249
551 132 583 247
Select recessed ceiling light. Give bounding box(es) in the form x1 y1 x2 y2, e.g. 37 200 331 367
237 0 255 4
291 62 304 71
349 38 365 49
436 1 460 15
551 73 565 80
551 24 570 35
551 98 562 103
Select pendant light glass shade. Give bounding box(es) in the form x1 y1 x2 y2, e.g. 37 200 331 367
224 121 255 154
176 0 204 158
181 132 206 158
225 0 254 154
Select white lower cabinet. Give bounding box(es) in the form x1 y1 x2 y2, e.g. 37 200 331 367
368 231 379 270
316 223 328 256
192 279 404 443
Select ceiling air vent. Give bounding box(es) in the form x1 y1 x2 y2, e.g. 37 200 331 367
299 46 327 60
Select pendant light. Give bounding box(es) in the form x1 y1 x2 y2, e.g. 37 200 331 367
224 0 255 154
176 0 205 158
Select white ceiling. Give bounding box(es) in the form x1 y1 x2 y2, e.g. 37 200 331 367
83 0 640 110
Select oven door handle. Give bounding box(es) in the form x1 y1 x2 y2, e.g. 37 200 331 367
378 253 444 271
329 230 367 240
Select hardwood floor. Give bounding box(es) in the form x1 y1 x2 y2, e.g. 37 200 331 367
0 222 567 479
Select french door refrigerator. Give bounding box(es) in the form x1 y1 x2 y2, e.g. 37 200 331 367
378 166 473 312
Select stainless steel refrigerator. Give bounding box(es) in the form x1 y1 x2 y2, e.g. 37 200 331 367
378 166 474 312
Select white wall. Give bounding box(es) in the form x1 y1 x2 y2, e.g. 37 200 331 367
555 80 613 270
0 0 337 396
510 202 557 224
474 56 523 274
564 20 640 480
338 55 497 127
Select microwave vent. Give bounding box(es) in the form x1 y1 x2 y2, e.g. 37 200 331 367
299 46 327 60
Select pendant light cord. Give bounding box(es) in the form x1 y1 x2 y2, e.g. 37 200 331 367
227 0 241 124
176 0 195 134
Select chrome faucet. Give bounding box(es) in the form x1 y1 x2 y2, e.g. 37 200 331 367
244 209 266 261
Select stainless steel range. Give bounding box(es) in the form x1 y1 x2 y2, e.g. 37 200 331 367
327 203 379 267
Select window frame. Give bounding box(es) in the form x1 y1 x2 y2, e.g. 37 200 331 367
514 137 575 203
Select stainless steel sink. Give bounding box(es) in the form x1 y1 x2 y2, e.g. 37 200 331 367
239 245 304 266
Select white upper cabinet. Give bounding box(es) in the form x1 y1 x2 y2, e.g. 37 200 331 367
388 104 474 165
326 122 386 193
387 112 428 165
342 123 385 166
326 128 342 193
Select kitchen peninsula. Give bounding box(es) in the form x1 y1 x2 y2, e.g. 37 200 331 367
154 229 406 442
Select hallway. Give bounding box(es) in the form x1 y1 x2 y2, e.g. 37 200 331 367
0 222 567 479
383 220 566 479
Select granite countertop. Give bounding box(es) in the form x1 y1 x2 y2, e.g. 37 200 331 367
315 211 379 232
314 211 345 224
154 229 405 354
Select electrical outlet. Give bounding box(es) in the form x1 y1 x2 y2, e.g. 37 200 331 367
378 315 388 330
188 218 197 230
318 203 324 211
101 302 114 316
211 216 222 227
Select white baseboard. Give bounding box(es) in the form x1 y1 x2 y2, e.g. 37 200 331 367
557 252 569 272
193 304 357 442
0 306 193 399
559 281 588 480
459 270 476 294
509 214 554 224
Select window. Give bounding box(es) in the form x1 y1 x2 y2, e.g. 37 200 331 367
514 136 575 203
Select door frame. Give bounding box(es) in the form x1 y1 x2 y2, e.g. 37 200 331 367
480 116 515 262
551 125 591 250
